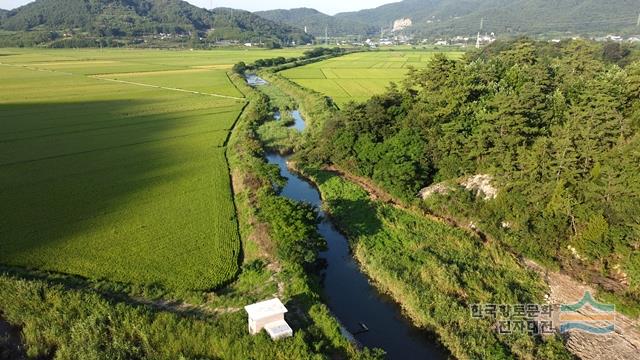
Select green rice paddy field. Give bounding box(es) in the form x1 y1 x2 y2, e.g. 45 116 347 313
281 50 464 107
0 48 303 290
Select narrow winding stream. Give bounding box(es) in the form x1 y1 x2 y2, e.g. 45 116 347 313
264 112 447 359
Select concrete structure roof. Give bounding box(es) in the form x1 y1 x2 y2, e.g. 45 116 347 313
264 319 293 339
244 298 288 320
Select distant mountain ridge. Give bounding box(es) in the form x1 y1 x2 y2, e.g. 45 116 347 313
0 0 312 46
256 8 377 37
335 0 640 36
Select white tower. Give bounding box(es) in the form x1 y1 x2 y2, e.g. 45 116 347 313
475 18 484 49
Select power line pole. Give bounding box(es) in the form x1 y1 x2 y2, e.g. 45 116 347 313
637 12 640 27
325 26 328 45
476 18 483 49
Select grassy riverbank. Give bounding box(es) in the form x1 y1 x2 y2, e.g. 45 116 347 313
298 166 572 359
226 73 382 359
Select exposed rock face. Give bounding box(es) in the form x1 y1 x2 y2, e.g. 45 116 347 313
461 174 498 200
392 18 412 31
524 260 640 360
418 174 498 200
418 182 453 199
567 245 586 261
564 331 640 360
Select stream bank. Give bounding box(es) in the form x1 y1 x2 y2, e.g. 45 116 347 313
259 106 447 359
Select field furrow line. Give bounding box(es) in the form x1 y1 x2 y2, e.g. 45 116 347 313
1 62 245 101
91 77 246 101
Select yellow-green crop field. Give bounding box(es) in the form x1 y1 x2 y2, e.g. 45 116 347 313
0 48 303 290
281 50 464 107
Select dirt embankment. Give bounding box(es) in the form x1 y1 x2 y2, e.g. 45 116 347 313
524 260 640 359
324 165 489 241
325 165 640 360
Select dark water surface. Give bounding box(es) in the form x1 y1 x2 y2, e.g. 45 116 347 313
289 110 306 132
273 110 305 132
265 149 448 359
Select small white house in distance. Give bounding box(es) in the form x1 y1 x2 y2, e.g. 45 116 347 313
244 298 293 340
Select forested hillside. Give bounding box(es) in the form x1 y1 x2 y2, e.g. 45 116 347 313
315 39 640 306
335 0 640 36
256 8 377 37
0 0 312 47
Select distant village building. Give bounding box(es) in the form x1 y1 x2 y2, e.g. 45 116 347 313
244 298 293 340
450 36 470 46
475 32 496 47
606 34 624 42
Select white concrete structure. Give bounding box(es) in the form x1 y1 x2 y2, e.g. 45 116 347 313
244 298 293 340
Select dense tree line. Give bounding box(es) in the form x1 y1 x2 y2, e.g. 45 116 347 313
0 0 312 47
233 47 347 74
317 39 640 302
256 8 378 37
207 8 312 46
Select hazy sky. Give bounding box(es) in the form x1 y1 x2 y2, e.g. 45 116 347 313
1 0 397 15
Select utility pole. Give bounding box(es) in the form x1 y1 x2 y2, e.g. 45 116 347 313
476 18 484 49
325 26 328 45
637 12 640 27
